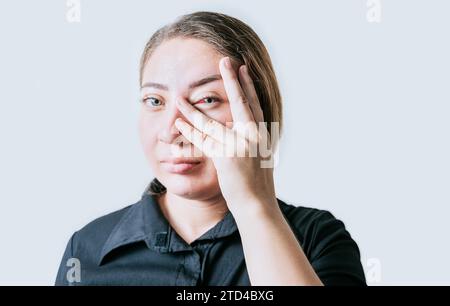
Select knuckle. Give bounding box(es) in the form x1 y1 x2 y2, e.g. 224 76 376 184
236 95 248 104
204 118 217 133
204 137 217 154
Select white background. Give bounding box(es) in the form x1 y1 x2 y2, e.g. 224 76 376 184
0 0 449 285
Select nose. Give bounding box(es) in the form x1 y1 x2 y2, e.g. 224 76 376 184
158 98 188 145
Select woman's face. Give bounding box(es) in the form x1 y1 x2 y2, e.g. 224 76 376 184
139 38 233 200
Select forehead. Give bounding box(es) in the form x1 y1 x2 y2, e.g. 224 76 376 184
141 38 222 89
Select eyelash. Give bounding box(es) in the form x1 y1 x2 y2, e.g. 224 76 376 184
141 96 162 107
141 96 221 107
194 96 221 105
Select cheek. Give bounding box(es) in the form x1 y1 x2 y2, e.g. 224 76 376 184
138 112 159 156
207 103 233 126
187 160 220 189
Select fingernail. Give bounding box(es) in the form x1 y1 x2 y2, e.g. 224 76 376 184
241 65 247 75
224 57 231 69
175 118 183 126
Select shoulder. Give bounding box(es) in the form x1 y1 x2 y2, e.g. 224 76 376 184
277 198 354 252
277 198 344 240
69 200 139 264
55 200 141 285
76 203 134 239
277 198 366 286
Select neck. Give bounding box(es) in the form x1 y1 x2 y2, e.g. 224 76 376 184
157 191 229 244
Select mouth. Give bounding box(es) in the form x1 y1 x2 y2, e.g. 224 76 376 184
160 157 202 174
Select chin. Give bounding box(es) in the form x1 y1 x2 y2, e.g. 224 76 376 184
159 172 221 200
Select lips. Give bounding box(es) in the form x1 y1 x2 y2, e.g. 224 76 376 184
160 157 202 174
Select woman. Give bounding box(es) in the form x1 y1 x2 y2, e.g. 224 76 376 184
56 11 366 286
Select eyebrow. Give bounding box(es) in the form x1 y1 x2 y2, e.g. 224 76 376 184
140 74 222 91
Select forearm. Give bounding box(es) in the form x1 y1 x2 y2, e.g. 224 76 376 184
233 201 324 286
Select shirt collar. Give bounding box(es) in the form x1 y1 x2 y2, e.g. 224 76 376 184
98 192 238 266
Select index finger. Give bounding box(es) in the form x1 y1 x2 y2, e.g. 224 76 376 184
219 57 255 124
175 98 233 144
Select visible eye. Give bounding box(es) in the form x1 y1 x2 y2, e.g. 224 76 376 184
194 96 221 106
142 97 163 107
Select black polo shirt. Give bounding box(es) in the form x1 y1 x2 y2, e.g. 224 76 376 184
55 193 366 286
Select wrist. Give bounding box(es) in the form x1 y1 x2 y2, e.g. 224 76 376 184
230 196 281 223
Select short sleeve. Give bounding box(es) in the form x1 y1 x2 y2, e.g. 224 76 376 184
55 231 77 286
306 211 366 286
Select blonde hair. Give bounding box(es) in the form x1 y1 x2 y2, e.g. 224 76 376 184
139 11 283 196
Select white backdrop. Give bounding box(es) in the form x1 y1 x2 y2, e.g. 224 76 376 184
0 0 449 285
